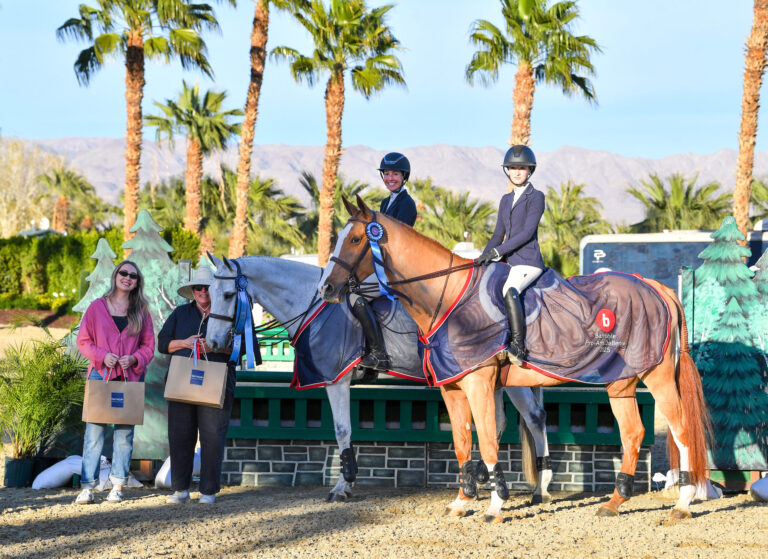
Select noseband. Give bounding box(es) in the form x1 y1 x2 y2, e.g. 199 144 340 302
210 259 259 369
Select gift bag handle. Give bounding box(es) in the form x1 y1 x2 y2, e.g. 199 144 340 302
101 366 127 383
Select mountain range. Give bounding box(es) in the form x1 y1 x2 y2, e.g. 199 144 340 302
29 138 768 225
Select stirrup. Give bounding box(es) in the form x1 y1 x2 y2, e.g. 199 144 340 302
360 350 391 372
507 342 526 365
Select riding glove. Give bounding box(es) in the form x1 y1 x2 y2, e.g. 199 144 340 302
476 248 500 266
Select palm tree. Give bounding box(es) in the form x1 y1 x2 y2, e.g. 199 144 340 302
734 0 768 241
39 167 115 232
230 0 299 258
416 189 496 249
540 180 610 275
144 81 242 236
272 0 405 265
296 170 383 253
627 173 732 233
57 0 219 245
465 0 600 146
750 177 768 225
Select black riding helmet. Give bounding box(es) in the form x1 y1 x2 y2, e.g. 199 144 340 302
378 152 411 183
502 145 536 178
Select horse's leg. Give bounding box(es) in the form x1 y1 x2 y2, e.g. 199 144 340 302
440 383 477 517
460 364 506 523
596 379 643 517
504 386 552 505
325 374 355 502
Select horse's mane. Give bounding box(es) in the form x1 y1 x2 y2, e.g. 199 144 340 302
376 211 472 265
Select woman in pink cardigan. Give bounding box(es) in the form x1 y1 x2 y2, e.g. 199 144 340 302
75 260 154 505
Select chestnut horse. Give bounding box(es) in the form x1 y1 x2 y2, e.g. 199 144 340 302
319 196 711 521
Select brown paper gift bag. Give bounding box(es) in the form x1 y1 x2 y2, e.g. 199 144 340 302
164 352 227 409
82 371 145 425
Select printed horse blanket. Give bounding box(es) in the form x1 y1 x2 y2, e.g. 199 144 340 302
290 297 424 389
419 264 671 386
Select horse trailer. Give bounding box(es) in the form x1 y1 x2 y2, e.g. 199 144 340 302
579 228 768 291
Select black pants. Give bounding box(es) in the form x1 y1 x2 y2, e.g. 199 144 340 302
167 365 236 495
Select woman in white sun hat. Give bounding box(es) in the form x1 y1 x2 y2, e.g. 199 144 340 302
157 265 238 505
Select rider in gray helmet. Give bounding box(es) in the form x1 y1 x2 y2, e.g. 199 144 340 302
349 152 418 373
476 145 545 365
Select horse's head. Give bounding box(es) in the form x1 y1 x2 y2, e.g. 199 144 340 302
319 195 377 302
206 253 239 352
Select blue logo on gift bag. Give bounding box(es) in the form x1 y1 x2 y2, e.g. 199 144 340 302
190 369 205 386
111 392 125 408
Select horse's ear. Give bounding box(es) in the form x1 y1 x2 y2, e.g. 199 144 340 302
342 195 359 218
222 256 233 271
355 194 372 219
207 252 221 267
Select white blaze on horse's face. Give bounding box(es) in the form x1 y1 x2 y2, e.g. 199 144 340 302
206 268 237 351
318 222 352 302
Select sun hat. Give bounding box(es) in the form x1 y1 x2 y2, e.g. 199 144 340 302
177 266 215 300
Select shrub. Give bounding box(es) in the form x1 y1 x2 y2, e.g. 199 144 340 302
162 225 200 264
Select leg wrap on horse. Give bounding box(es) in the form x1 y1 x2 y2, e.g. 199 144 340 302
460 461 478 499
536 456 552 471
475 460 489 484
350 297 390 371
340 446 358 483
492 463 509 501
678 471 692 487
615 472 634 500
503 288 526 362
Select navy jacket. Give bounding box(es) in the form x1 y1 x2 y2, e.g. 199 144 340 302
484 184 545 269
380 188 417 227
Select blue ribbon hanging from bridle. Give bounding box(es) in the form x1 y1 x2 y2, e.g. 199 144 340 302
366 213 397 302
229 260 257 369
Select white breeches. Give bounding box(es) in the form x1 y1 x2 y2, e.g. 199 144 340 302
503 265 543 294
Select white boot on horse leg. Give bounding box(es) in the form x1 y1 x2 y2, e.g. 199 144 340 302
503 386 553 505
669 429 696 519
482 461 508 524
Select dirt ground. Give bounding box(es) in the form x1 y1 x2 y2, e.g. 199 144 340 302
0 481 766 559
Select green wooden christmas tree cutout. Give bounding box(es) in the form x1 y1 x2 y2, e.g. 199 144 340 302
72 238 116 313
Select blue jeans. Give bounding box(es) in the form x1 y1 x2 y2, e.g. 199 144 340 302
81 370 135 489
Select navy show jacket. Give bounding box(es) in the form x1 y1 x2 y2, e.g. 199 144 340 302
483 184 546 269
380 188 417 227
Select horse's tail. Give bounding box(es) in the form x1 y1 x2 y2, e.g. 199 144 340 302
665 290 712 487
520 418 538 487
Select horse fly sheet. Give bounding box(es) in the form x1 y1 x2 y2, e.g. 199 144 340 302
290 297 425 389
419 264 671 386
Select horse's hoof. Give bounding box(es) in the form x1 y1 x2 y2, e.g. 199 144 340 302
595 505 619 517
530 494 552 505
443 507 466 517
327 492 347 503
669 508 692 520
482 514 503 524
749 488 765 502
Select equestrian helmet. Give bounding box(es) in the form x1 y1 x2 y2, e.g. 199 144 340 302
502 145 536 176
378 152 411 182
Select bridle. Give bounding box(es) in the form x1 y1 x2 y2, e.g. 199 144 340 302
210 259 259 369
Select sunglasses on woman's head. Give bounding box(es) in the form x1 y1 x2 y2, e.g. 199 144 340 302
193 285 209 292
117 270 139 280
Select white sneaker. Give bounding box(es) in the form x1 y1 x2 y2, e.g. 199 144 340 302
166 490 190 504
75 488 95 505
106 487 123 503
199 493 216 504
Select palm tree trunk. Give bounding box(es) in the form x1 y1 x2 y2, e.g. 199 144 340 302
124 32 145 252
52 196 69 233
317 71 345 266
230 0 270 259
735 0 768 242
511 62 536 147
185 137 204 236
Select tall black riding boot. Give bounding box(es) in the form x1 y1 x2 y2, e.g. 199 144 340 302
351 297 391 371
503 288 527 364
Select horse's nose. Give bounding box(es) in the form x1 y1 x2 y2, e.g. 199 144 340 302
319 282 335 302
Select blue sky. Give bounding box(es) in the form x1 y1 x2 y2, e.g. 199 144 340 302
0 0 762 158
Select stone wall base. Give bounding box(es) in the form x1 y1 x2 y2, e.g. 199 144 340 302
223 439 651 493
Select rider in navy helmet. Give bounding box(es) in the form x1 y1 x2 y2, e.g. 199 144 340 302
476 145 545 365
349 152 418 373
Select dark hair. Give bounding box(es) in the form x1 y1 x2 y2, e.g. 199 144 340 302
104 260 149 336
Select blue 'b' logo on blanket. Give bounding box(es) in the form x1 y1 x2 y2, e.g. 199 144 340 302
111 392 125 408
190 369 205 386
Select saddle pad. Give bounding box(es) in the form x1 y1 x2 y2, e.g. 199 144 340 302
523 269 671 384
290 298 424 390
